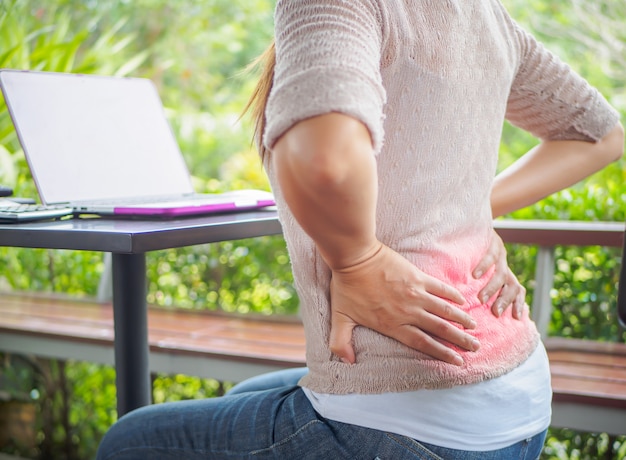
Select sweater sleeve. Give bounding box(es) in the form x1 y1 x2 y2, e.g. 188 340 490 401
506 23 620 142
263 0 386 154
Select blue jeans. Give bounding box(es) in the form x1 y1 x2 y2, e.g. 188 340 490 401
97 370 547 460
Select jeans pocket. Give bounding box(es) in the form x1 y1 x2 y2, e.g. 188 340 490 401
382 433 446 460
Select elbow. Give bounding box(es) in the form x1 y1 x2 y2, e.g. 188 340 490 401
273 114 374 189
273 140 354 192
300 149 358 193
305 150 353 188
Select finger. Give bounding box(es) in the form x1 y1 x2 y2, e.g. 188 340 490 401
426 277 466 306
473 232 503 278
513 287 526 319
396 326 466 366
490 283 517 317
477 270 506 305
329 312 357 364
491 298 504 317
472 251 497 279
415 313 481 352
424 295 477 330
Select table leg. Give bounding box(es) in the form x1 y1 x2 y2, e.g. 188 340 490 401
112 252 151 416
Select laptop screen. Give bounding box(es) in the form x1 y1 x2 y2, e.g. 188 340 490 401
0 70 194 205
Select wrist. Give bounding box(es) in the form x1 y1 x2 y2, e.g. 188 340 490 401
325 240 384 272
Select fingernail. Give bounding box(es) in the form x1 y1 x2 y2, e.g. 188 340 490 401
340 357 351 364
468 319 477 329
472 338 480 351
453 355 464 366
497 304 504 316
474 269 483 278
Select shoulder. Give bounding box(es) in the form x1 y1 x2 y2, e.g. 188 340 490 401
273 0 394 62
274 0 386 30
273 0 388 65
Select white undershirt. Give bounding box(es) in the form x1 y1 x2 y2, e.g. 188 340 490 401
303 344 552 451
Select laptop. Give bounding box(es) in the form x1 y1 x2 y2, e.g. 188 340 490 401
0 69 275 218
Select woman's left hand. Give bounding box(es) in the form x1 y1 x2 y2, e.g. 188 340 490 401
472 230 525 319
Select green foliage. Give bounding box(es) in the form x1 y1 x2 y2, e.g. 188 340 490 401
543 429 626 460
550 246 624 342
61 362 117 460
1 354 117 459
146 236 297 315
152 373 232 403
0 248 105 294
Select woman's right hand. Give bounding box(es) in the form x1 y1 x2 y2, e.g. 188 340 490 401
472 229 526 319
329 242 480 366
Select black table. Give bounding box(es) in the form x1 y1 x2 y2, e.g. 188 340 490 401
0 210 282 415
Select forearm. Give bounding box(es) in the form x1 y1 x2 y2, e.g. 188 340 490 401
492 123 624 218
271 113 380 269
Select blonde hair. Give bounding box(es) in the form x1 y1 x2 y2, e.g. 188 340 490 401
242 40 276 160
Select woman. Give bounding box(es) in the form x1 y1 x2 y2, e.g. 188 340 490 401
97 1 623 458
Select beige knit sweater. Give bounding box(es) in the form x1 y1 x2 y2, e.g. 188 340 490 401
263 0 620 394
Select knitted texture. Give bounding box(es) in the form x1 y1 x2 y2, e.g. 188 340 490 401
264 0 620 394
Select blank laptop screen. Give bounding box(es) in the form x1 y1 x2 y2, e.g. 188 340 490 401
0 71 194 205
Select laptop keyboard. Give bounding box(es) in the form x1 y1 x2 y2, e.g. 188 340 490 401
0 202 74 223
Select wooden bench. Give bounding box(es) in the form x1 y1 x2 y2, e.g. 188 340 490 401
0 293 305 384
1 219 625 435
547 338 626 434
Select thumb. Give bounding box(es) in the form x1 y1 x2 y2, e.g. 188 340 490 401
329 311 357 364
